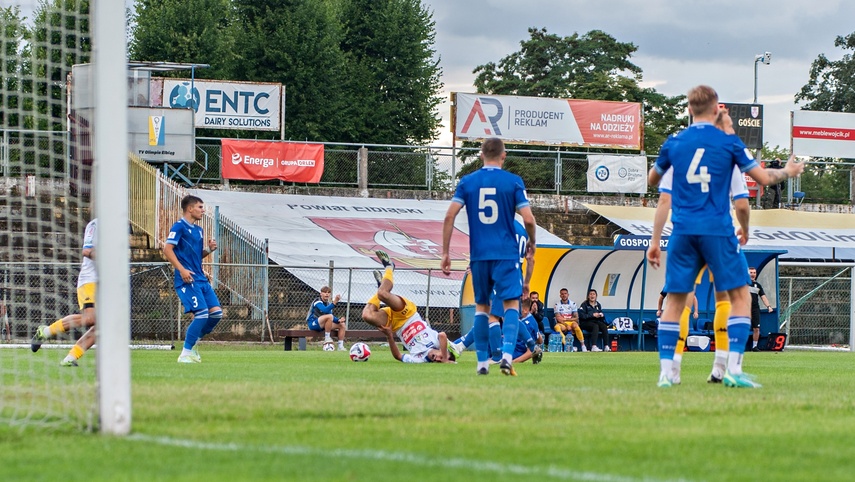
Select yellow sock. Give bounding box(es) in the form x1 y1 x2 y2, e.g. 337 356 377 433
382 267 394 283
573 325 584 343
676 306 690 355
69 344 85 360
560 332 566 344
48 319 67 336
367 293 380 308
714 300 731 352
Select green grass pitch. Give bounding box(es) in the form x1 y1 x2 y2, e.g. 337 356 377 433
2 345 855 481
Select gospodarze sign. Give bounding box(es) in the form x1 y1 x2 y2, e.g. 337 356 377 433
453 92 642 149
162 79 282 131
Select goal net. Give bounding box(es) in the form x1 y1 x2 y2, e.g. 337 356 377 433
0 0 130 433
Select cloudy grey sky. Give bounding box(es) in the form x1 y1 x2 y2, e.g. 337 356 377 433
9 0 853 151
427 0 855 150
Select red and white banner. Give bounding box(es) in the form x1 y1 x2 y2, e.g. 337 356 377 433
221 139 324 182
792 110 855 158
453 92 642 149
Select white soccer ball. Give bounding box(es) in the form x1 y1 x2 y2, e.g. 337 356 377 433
322 342 335 352
349 342 371 362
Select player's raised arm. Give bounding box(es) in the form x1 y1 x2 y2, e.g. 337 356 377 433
746 154 804 187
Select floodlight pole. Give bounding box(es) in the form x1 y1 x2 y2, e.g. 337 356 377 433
753 52 771 104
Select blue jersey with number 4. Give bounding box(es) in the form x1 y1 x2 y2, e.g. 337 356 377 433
452 166 529 261
654 123 757 236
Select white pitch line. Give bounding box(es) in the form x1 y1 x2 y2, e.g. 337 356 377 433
128 433 692 482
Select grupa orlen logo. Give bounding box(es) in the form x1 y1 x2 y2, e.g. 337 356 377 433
232 151 276 169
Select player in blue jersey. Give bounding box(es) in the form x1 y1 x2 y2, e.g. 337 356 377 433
441 138 537 376
163 195 223 364
647 86 803 388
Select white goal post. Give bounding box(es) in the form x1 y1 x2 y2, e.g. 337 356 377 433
93 0 131 435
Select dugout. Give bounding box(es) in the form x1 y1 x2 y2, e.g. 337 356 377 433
459 241 785 351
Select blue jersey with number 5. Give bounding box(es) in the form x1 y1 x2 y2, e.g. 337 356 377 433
452 166 529 261
654 122 757 236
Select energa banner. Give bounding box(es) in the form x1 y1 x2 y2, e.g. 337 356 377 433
586 155 647 194
221 139 324 182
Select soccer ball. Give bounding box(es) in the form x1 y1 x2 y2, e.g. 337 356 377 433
322 342 335 352
349 342 371 362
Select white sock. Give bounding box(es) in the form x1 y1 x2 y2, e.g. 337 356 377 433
672 355 682 375
338 340 345 348
181 348 194 357
713 353 727 377
727 351 743 375
502 352 512 363
752 340 758 348
660 358 673 378
324 332 332 342
477 361 489 371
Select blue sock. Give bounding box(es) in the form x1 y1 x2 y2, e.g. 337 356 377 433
456 327 475 349
489 322 502 362
658 321 680 361
501 308 520 358
201 309 222 337
184 309 209 350
473 312 490 363
727 316 751 355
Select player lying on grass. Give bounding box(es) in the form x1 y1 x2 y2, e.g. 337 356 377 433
362 250 453 363
449 296 543 368
32 219 99 367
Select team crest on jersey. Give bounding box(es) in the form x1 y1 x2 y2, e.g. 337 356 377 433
307 217 470 278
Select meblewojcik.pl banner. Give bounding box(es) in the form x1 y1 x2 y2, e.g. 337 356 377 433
453 92 642 149
792 110 855 158
221 139 324 182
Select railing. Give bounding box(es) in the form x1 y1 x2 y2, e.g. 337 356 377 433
129 153 269 323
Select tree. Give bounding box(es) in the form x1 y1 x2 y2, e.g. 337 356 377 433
0 6 29 128
29 0 91 131
227 0 350 142
473 28 685 155
339 0 443 145
796 33 855 113
129 0 235 80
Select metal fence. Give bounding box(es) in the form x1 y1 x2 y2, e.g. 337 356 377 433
779 270 853 347
1 262 465 345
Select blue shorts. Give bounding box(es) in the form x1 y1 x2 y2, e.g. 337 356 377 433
489 291 522 318
307 315 341 332
471 260 522 305
175 280 220 314
665 234 750 293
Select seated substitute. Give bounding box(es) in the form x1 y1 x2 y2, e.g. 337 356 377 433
363 251 453 363
553 288 586 351
577 289 610 351
306 286 347 351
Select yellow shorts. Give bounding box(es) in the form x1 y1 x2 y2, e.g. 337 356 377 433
695 265 714 286
380 297 419 332
554 321 576 331
77 283 96 310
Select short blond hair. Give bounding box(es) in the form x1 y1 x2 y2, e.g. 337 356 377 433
320 286 331 293
687 85 718 118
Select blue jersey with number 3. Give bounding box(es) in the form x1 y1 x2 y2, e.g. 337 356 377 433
654 122 757 236
452 166 529 261
166 218 208 287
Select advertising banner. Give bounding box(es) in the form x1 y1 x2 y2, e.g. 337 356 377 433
792 110 855 158
128 107 195 163
188 191 571 307
221 139 324 182
453 93 642 149
586 154 647 194
162 79 281 131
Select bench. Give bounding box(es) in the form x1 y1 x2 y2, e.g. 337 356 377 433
278 329 387 351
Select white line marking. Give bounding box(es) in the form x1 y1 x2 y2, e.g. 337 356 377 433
128 433 691 482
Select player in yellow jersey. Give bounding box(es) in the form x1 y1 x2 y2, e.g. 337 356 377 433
363 250 454 363
31 219 99 366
